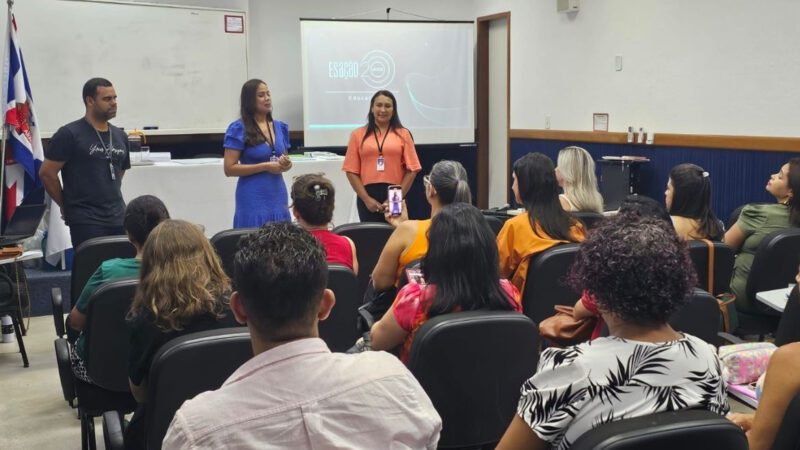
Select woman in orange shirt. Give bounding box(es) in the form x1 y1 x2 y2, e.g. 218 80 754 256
497 152 586 295
342 90 422 222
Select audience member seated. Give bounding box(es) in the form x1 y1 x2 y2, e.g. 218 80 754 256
369 203 521 362
725 158 800 314
162 222 442 449
498 214 728 450
555 146 603 213
728 342 800 450
125 220 237 448
497 152 585 294
291 173 359 273
371 160 471 291
573 195 676 338
665 163 724 240
67 195 169 383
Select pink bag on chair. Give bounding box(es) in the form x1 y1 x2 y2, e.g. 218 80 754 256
719 342 776 385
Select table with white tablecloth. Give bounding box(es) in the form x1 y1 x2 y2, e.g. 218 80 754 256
121 157 359 237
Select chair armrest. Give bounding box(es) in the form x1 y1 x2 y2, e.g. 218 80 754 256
53 338 76 404
717 332 745 346
51 287 65 337
102 411 126 450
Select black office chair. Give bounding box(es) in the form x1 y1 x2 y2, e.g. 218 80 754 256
570 409 747 450
321 264 361 352
209 228 258 278
407 311 540 448
669 288 720 345
52 236 136 339
727 204 748 230
739 228 800 336
483 214 505 236
771 392 800 450
775 285 800 347
53 278 139 450
103 327 252 450
522 243 581 324
687 241 735 296
572 211 605 230
332 222 394 300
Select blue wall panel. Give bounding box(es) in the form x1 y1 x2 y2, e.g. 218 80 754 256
510 138 795 222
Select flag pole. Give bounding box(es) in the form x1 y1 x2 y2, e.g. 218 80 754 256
0 0 13 221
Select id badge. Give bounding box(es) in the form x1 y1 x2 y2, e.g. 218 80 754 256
376 156 385 172
270 155 279 163
109 161 116 181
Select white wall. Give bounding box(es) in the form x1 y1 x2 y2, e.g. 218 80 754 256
474 0 800 138
247 0 475 131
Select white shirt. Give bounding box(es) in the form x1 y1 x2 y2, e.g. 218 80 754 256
162 338 441 449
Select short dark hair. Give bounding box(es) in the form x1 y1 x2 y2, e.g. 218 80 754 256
568 214 696 325
291 174 335 226
123 195 170 246
82 78 113 104
233 222 328 340
619 194 673 227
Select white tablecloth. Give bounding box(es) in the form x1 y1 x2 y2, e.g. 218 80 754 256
121 157 359 237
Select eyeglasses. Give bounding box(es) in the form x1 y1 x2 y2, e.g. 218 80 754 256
423 175 431 187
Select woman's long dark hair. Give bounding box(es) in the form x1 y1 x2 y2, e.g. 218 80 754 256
360 90 407 144
423 203 517 318
514 152 578 241
239 79 273 147
668 163 723 240
787 158 800 227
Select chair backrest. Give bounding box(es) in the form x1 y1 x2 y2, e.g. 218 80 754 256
209 228 259 278
669 288 720 344
686 241 735 296
407 311 540 448
775 285 800 347
570 409 747 450
572 211 605 230
522 243 581 324
145 327 252 450
332 222 394 299
772 392 800 450
483 214 505 236
321 264 361 352
728 204 747 230
746 228 800 304
71 236 136 303
83 278 139 392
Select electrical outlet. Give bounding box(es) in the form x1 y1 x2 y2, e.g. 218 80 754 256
545 115 551 130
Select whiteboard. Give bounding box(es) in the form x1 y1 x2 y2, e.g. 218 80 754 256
4 0 248 136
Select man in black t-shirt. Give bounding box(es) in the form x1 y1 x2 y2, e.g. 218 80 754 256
40 78 131 250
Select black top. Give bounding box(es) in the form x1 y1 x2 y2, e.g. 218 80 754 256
776 285 800 347
127 307 239 386
45 118 131 226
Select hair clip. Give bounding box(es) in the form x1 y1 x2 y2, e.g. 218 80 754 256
702 171 709 178
313 184 328 201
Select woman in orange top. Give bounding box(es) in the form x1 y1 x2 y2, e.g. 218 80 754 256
497 152 586 295
342 90 422 223
371 160 471 291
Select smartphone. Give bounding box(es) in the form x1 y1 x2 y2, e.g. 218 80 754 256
388 185 403 216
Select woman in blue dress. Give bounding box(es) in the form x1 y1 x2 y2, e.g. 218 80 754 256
223 79 293 227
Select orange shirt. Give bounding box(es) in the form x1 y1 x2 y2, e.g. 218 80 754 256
496 213 586 296
396 219 432 284
342 126 421 185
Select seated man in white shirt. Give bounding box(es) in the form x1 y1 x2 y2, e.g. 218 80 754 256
162 222 442 449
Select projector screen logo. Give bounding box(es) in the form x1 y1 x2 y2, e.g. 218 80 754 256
360 50 395 90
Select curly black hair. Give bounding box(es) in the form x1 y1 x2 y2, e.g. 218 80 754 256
567 214 696 325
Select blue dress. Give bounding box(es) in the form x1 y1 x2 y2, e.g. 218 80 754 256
224 119 291 228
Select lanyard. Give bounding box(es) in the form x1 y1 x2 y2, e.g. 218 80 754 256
374 128 389 156
257 121 276 156
94 128 113 158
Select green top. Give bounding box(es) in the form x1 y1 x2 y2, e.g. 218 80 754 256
74 258 140 359
729 203 791 313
